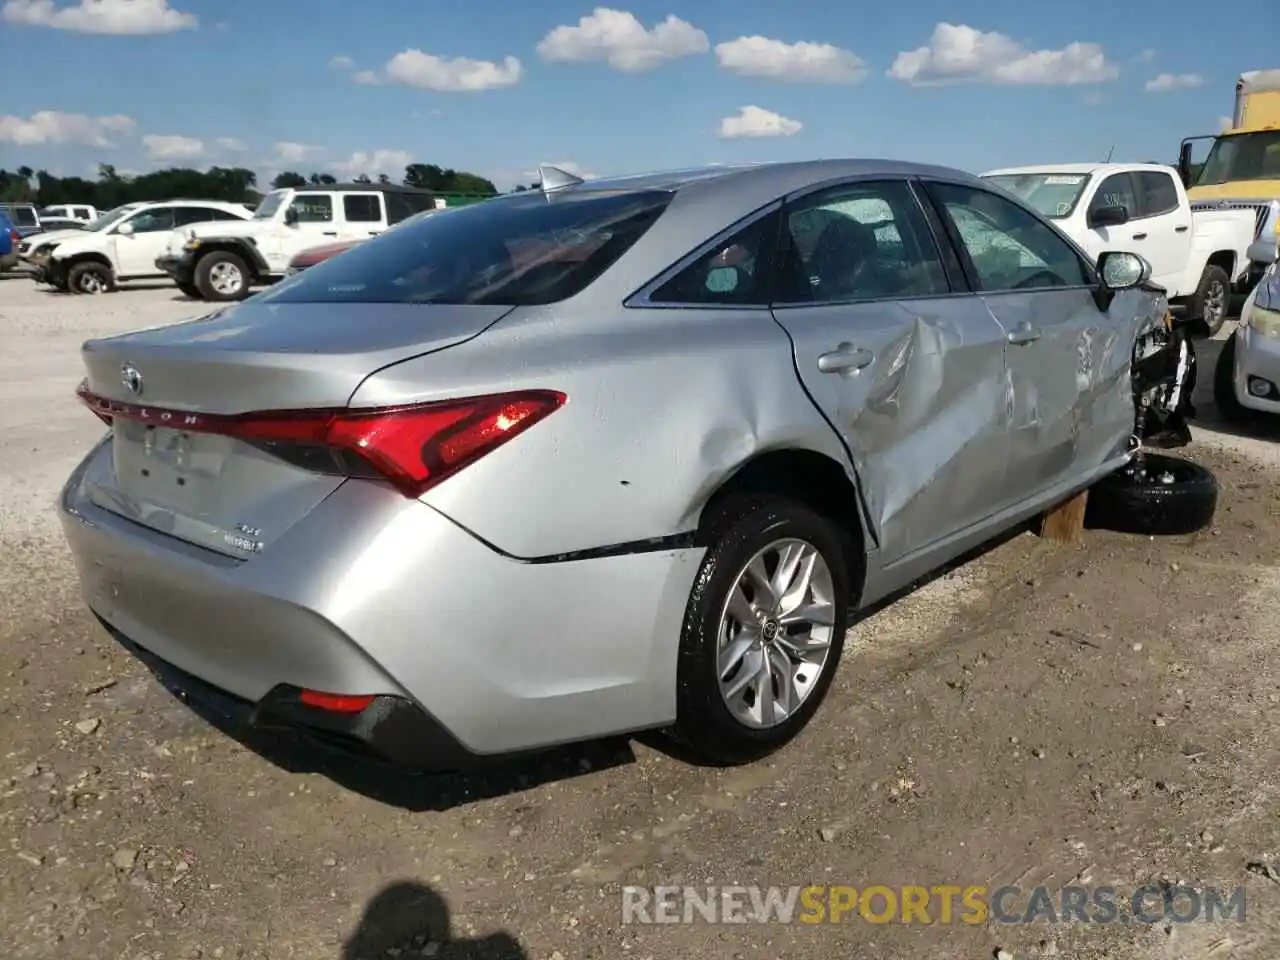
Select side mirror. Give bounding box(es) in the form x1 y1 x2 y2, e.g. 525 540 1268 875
284 207 299 226
1177 140 1194 187
1088 204 1129 228
1097 251 1151 291
116 221 134 236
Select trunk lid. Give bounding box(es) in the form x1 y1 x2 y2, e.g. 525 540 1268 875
79 300 513 557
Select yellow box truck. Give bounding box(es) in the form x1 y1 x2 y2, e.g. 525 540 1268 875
1178 69 1280 284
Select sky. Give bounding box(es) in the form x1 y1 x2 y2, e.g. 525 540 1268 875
1 0 1276 192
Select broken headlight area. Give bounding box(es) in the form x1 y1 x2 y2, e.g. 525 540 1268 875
1131 313 1195 449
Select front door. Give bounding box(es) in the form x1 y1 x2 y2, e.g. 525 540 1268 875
769 178 1013 564
923 180 1127 498
113 206 176 277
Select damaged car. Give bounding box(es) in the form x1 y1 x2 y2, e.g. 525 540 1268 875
59 160 1203 775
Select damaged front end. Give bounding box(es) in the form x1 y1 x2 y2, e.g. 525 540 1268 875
1131 305 1196 449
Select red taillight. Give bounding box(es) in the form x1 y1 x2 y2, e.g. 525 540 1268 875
7 229 17 245
75 381 565 497
298 690 375 714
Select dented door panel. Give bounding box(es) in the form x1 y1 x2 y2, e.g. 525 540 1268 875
771 295 1011 565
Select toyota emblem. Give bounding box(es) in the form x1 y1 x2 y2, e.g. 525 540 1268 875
121 363 143 395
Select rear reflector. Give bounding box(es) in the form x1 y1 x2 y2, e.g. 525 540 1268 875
76 381 566 497
298 690 375 714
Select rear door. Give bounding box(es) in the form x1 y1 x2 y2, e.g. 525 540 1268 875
768 177 1013 564
340 192 385 240
1131 169 1191 291
922 179 1121 500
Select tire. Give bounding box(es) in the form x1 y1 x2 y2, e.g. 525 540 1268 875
1190 264 1231 337
67 261 114 295
1085 452 1218 536
670 496 852 765
1212 330 1255 424
176 281 201 298
194 250 251 302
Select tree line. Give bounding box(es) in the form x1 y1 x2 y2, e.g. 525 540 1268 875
0 162 499 210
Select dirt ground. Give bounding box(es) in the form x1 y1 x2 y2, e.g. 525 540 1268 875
1 277 1279 960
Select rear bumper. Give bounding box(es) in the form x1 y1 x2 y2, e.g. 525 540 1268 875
1232 322 1280 414
58 441 700 768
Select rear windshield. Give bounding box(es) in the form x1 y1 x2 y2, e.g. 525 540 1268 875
2 205 38 227
259 189 673 306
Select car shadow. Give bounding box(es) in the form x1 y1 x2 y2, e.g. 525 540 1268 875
343 880 527 959
170 688 637 812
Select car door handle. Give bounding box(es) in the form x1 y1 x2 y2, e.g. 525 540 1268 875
321 231 338 237
817 344 874 374
1174 225 1189 232
1132 232 1147 240
1006 323 1041 346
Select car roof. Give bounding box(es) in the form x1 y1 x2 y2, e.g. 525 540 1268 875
981 162 1177 177
275 183 435 195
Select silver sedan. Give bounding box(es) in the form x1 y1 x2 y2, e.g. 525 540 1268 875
60 159 1174 771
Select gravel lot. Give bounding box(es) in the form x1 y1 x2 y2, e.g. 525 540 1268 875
1 276 1279 960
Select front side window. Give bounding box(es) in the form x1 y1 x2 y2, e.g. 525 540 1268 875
648 211 779 305
1197 131 1280 185
1088 173 1139 219
260 188 673 306
122 208 176 233
774 180 949 304
928 182 1090 292
290 194 333 223
983 172 1091 220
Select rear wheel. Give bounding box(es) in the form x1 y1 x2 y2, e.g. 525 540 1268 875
1190 264 1231 337
68 261 114 295
1085 452 1218 536
671 497 851 764
195 251 251 301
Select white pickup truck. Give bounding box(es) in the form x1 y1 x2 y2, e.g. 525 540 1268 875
981 162 1258 335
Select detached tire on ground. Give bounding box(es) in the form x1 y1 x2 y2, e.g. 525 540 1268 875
67 261 114 295
671 496 853 765
1190 264 1231 337
194 250 251 302
1085 452 1218 536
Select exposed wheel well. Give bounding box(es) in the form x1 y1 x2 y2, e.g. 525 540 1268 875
65 252 113 272
698 448 868 596
1205 251 1235 279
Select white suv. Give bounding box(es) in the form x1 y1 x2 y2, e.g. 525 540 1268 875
157 183 438 300
40 200 254 295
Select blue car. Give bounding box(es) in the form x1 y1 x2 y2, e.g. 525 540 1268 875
0 210 18 271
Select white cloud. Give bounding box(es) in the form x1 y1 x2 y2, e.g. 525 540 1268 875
715 36 867 83
333 149 413 177
380 50 523 91
1145 72 1203 93
2 0 196 34
354 69 380 85
717 105 802 139
1136 48 1156 64
143 134 203 161
537 7 708 72
274 141 322 164
329 54 353 70
214 136 245 152
888 23 1118 87
0 109 134 146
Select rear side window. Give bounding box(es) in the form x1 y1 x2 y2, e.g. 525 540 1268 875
174 206 235 226
261 189 674 306
5 205 37 227
384 192 416 224
343 194 382 223
1135 172 1179 217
